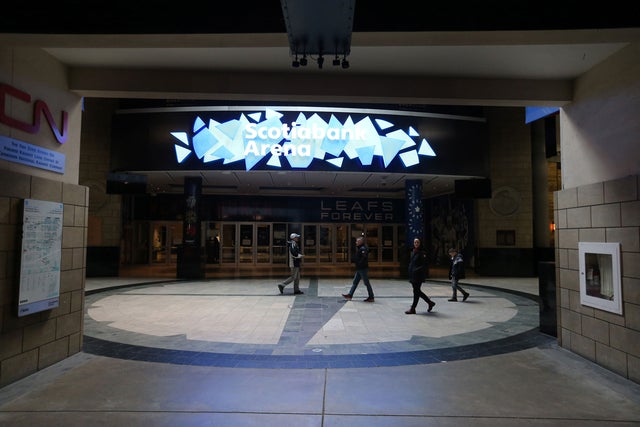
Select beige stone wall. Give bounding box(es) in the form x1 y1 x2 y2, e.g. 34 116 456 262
0 48 86 387
0 48 83 185
556 42 640 383
476 107 533 248
0 170 88 386
555 175 640 383
561 42 640 189
79 98 121 247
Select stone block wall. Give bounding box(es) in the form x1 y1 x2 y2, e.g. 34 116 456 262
477 107 533 249
0 170 87 386
555 174 640 383
79 98 121 247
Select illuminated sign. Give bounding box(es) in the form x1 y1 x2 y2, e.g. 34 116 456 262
0 83 68 144
170 108 436 171
320 199 395 222
199 195 405 223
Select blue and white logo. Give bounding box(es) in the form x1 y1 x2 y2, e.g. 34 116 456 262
171 108 436 171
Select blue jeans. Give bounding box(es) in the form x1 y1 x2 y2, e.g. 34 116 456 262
349 268 374 298
451 276 466 297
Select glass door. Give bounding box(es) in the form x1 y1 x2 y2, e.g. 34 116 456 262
302 224 317 263
319 225 333 262
150 222 181 264
273 223 288 265
364 224 379 263
256 224 271 264
151 223 167 264
221 223 237 264
381 225 395 262
130 221 150 264
204 222 221 264
239 223 254 264
336 224 350 263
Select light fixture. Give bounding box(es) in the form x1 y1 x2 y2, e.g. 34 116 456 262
281 0 354 71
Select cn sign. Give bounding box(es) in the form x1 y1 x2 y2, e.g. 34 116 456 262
0 83 68 144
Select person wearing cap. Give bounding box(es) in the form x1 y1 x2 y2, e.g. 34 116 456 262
341 235 375 302
277 233 304 295
448 247 469 302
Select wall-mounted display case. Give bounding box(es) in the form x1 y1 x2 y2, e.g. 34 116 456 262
578 242 622 315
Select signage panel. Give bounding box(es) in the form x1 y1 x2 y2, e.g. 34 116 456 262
18 199 63 316
209 195 405 223
112 105 488 177
134 194 406 224
0 136 65 173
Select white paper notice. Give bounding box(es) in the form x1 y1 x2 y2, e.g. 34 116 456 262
18 199 63 316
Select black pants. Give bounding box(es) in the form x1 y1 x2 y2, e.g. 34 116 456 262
410 281 432 309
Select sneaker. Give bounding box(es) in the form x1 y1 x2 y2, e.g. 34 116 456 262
341 293 352 300
277 284 284 294
448 298 458 302
405 308 416 314
462 292 469 302
427 301 436 312
294 290 304 295
363 297 375 302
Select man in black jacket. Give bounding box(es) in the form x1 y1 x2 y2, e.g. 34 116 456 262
448 248 469 302
342 236 375 302
277 233 304 295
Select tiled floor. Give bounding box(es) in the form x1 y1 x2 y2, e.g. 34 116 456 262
1 275 639 426
82 278 545 367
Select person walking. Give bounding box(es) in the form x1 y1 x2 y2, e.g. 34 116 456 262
277 233 304 295
405 237 436 314
448 247 469 302
342 235 375 302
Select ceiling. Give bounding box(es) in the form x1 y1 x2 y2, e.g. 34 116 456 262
2 1 639 199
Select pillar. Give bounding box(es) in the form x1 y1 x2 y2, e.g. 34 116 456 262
405 179 425 244
177 176 203 278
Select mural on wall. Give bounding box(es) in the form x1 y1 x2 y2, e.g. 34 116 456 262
428 195 473 267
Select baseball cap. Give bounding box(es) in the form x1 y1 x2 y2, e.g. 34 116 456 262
290 233 300 239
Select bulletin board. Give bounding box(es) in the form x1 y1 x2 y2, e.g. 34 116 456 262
18 199 63 317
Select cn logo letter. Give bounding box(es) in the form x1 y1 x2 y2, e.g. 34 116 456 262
0 83 68 144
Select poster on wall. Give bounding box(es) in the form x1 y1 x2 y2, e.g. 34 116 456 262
18 199 63 317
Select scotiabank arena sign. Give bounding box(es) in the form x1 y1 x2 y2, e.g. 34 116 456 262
170 107 437 171
112 105 489 175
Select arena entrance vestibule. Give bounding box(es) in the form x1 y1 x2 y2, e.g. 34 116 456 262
201 221 405 268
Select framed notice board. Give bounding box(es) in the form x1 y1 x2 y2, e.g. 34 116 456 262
18 199 63 317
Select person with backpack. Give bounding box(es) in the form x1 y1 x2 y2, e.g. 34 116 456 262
448 247 469 302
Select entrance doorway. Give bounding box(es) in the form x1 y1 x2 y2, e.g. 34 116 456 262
150 221 182 264
201 222 403 266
